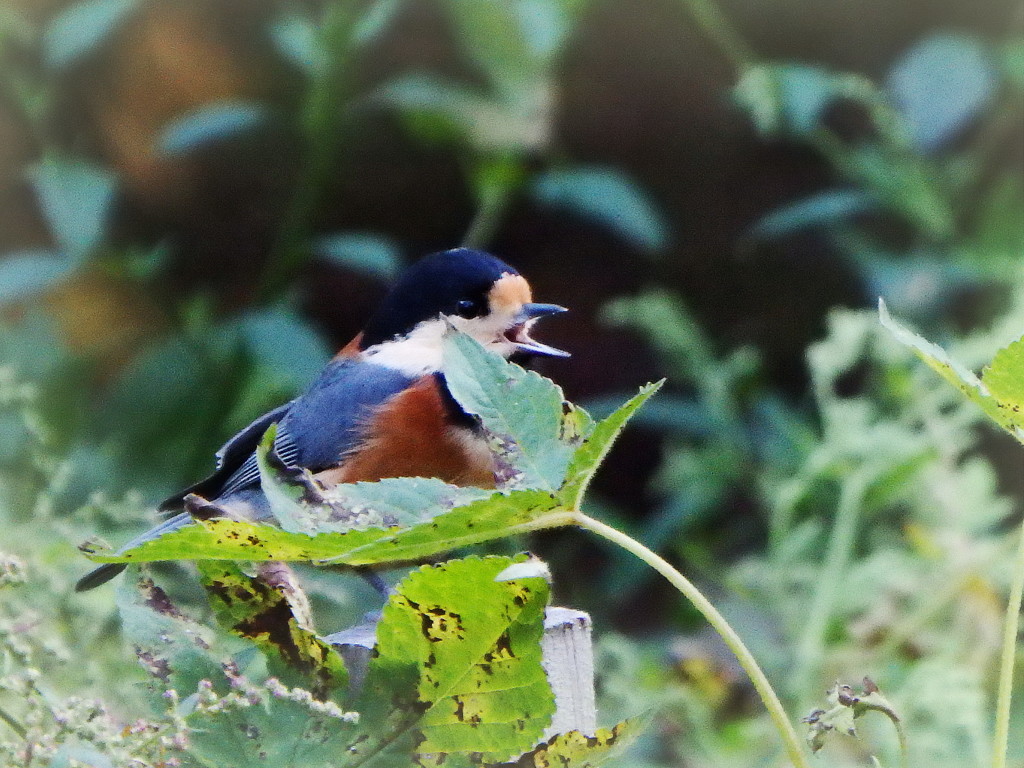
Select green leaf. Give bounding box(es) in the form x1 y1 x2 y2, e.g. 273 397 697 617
980 338 1024 434
27 157 116 259
879 300 1024 442
1002 37 1024 89
43 0 137 70
116 576 225 698
377 73 543 152
199 561 348 695
88 486 565 566
560 381 663 508
443 330 582 491
313 232 403 280
734 64 839 136
235 309 332 388
353 555 554 763
532 167 669 253
353 0 403 45
158 101 269 155
0 250 74 306
445 0 546 95
270 11 324 75
886 33 996 152
749 189 873 240
496 719 639 767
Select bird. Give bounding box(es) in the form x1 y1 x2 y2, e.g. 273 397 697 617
75 248 568 591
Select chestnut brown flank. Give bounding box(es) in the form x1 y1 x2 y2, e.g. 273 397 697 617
315 377 495 487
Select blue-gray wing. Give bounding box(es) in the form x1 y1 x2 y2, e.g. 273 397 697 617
161 359 415 510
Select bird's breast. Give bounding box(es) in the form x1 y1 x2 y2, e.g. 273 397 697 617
314 376 495 488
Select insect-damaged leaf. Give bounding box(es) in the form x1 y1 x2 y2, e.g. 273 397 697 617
119 576 363 768
349 555 554 764
491 719 641 767
87 487 565 566
880 300 1024 443
442 329 590 491
559 381 663 508
198 561 347 695
256 423 491 535
116 576 223 698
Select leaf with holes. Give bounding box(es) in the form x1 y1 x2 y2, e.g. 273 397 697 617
198 561 347 695
349 555 553 763
443 330 586 491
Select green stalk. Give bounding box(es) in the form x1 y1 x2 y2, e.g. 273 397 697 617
675 0 757 74
0 705 26 739
260 3 357 302
461 180 514 250
790 471 869 704
569 510 811 768
993 514 1024 768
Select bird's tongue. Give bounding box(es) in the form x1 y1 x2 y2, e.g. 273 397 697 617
506 323 570 358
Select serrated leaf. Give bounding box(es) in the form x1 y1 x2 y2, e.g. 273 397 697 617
0 250 74 306
981 338 1024 433
27 157 116 259
313 232 403 280
887 33 997 152
443 330 582 490
532 167 669 253
880 300 1024 442
158 101 268 155
353 556 553 763
88 486 565 566
254 424 493 535
560 381 663 508
43 0 137 70
116 576 224 697
496 719 639 767
199 561 347 694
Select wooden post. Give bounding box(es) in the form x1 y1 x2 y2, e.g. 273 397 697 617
541 607 596 738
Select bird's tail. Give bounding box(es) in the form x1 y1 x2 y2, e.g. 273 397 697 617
74 512 192 592
74 562 128 592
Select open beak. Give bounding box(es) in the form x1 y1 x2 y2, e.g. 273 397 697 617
507 303 570 358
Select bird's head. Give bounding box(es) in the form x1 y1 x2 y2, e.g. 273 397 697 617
358 249 568 376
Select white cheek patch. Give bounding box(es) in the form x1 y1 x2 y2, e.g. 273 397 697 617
362 307 522 377
361 318 447 376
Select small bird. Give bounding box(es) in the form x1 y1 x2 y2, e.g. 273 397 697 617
75 248 568 591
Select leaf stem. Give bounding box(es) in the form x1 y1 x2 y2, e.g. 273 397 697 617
260 2 356 302
569 510 811 768
675 0 757 74
791 471 868 705
993 513 1024 768
0 705 26 739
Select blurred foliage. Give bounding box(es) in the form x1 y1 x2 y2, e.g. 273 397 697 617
1 0 1023 766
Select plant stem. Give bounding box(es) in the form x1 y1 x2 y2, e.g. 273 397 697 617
461 181 513 250
461 157 526 250
0 705 26 739
570 510 812 768
791 471 868 705
675 0 757 74
993 514 1024 768
259 3 356 302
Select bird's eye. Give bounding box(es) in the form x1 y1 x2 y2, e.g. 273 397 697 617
456 299 481 319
